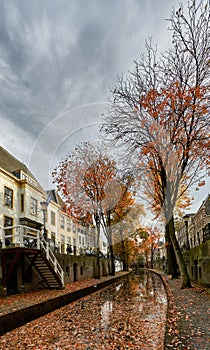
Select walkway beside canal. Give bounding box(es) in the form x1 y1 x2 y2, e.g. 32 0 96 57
164 275 210 350
0 270 209 349
0 271 130 336
0 271 167 349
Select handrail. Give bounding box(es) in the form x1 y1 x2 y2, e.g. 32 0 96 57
39 234 64 285
0 225 64 286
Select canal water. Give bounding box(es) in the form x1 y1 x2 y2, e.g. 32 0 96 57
0 271 167 350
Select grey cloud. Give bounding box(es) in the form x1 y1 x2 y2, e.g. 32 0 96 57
0 0 181 186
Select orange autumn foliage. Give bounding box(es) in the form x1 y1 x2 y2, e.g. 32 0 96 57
137 81 210 220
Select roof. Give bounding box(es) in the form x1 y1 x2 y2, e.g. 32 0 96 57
0 146 44 192
46 189 65 207
204 194 210 215
191 193 210 218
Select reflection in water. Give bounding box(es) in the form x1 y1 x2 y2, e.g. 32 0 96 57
101 300 113 331
115 283 123 292
97 271 167 348
0 272 167 349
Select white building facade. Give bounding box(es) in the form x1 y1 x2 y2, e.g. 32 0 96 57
0 146 95 255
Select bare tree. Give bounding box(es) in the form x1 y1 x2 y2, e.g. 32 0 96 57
102 0 210 288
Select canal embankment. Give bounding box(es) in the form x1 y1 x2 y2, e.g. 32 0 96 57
0 271 131 336
0 270 167 349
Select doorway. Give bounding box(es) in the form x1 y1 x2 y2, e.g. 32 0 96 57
73 263 77 282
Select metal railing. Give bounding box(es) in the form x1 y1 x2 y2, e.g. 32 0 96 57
0 225 64 286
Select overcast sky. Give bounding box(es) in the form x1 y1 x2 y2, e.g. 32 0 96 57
0 0 209 213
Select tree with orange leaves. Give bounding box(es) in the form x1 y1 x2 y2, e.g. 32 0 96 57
102 0 210 288
99 171 137 275
113 236 139 270
52 141 137 277
112 203 145 271
137 227 160 269
52 142 117 278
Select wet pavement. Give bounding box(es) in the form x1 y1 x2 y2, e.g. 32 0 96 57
0 272 167 349
165 276 210 350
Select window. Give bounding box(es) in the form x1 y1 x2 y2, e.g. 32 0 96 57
67 220 71 232
22 173 28 180
82 237 84 246
4 216 13 228
4 187 13 208
4 216 13 244
81 228 86 235
79 236 81 244
73 225 76 233
60 215 65 229
30 197 37 215
51 232 55 242
21 194 24 212
51 211 56 225
60 234 65 253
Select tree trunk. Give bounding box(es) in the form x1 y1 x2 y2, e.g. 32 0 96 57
94 213 101 279
120 232 128 271
165 222 178 278
96 247 100 279
150 245 154 269
106 213 115 276
168 216 191 288
109 244 115 276
125 238 130 270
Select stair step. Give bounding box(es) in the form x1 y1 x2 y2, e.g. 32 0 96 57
42 275 55 278
25 247 63 289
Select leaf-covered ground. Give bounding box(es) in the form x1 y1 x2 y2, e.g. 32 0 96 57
0 275 120 316
164 276 210 350
0 273 167 349
1 271 209 349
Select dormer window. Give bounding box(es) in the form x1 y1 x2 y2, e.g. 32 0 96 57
12 170 21 179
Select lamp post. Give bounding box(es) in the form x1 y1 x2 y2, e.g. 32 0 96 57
40 201 48 240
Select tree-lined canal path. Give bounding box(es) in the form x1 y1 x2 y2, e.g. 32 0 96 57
0 272 167 349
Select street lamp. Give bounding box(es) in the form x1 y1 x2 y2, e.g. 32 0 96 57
40 201 48 240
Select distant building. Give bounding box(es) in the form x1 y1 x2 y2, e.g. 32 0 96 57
176 213 195 250
176 194 210 249
175 194 210 286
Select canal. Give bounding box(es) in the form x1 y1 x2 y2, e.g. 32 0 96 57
0 271 167 350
